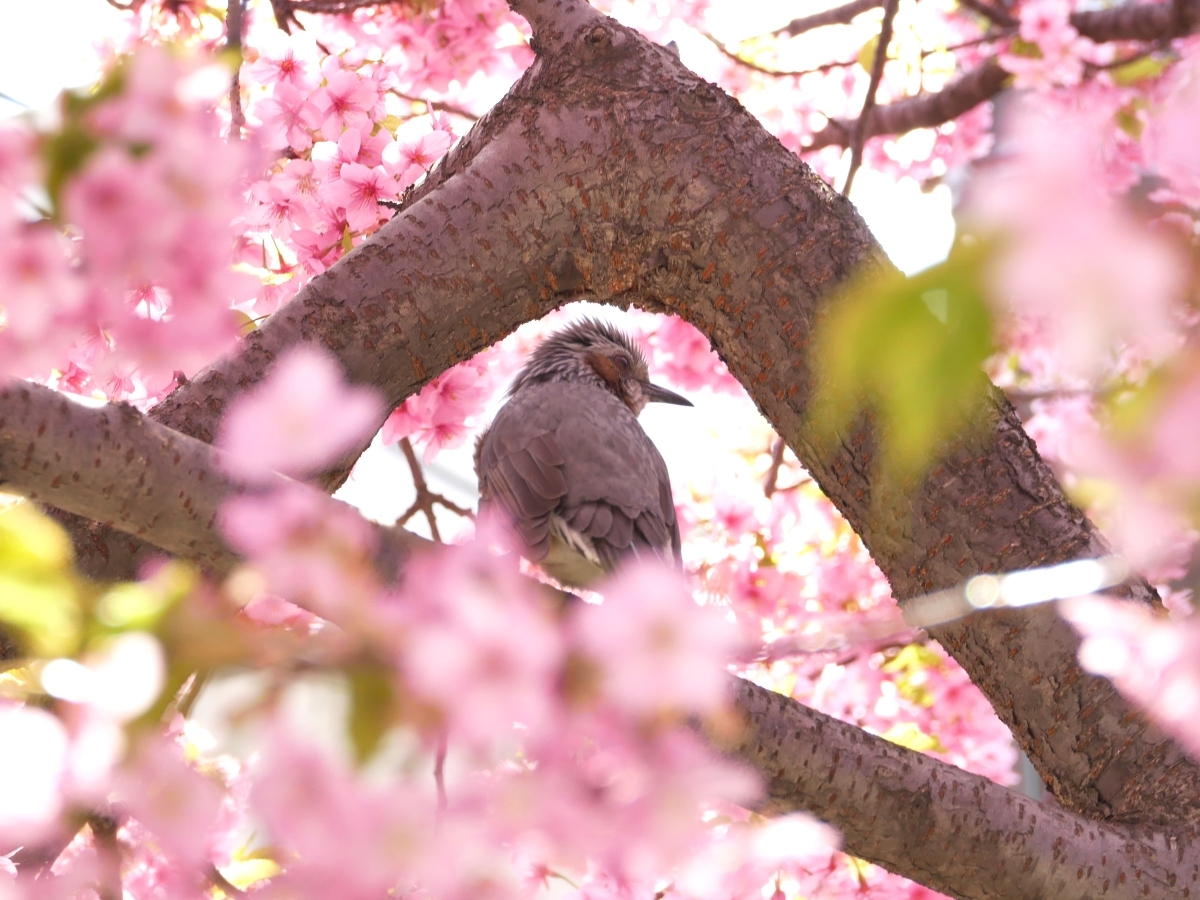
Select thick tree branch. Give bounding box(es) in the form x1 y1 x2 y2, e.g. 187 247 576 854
805 58 1010 150
956 0 1017 28
0 380 422 579
730 679 1197 900
805 0 1200 150
6 377 1194 896
21 2 1200 882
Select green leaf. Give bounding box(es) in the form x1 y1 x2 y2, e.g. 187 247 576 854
809 240 996 482
1109 54 1171 87
1114 101 1146 140
0 504 82 657
857 35 880 73
347 665 395 764
1005 37 1043 59
41 64 126 216
95 560 194 631
881 721 946 753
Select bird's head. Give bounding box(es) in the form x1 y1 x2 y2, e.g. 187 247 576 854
509 319 693 416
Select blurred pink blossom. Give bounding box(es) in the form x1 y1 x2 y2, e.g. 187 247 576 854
247 29 321 91
1061 594 1200 760
972 102 1186 381
573 561 741 718
217 345 384 484
115 735 224 867
397 540 563 747
0 704 69 844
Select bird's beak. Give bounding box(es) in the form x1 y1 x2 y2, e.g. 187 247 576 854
643 381 694 407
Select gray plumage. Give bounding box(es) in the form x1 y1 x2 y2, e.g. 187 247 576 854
475 319 692 588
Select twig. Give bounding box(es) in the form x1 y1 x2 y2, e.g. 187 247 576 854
226 0 246 141
763 437 787 497
803 0 1200 151
389 90 480 122
702 32 859 77
956 0 1018 27
89 814 123 900
804 57 1010 150
776 0 884 36
843 0 900 195
708 31 1007 80
434 728 448 820
396 438 475 541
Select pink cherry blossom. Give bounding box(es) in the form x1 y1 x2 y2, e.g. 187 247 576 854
250 724 441 900
320 163 398 232
219 483 381 618
311 69 377 141
1061 594 1200 760
247 29 321 91
115 735 224 867
217 345 384 484
971 102 1186 380
382 129 453 187
253 81 321 152
572 561 742 718
397 540 563 748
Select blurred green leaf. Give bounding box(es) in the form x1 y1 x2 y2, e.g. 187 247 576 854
881 721 946 753
1109 54 1171 87
809 240 995 482
348 664 395 764
882 642 942 674
857 35 880 72
1114 101 1147 140
41 65 126 217
0 504 82 657
96 561 194 631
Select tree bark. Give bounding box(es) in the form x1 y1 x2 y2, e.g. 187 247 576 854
7 0 1200 893
0 380 420 579
731 679 1196 900
7 378 1197 898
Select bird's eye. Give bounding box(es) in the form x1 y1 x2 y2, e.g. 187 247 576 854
615 355 631 372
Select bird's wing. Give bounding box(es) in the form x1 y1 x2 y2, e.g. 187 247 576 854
476 424 567 561
476 381 680 572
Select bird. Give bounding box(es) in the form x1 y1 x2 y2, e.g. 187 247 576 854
474 319 693 588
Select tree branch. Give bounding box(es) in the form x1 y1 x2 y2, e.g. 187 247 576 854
805 57 1010 150
842 0 900 195
955 0 1017 28
729 678 1196 900
226 0 245 140
6 379 1194 896
24 0 1200 861
805 0 1200 150
0 380 424 580
777 0 883 36
395 437 475 540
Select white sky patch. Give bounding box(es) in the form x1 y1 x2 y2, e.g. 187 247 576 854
0 0 125 116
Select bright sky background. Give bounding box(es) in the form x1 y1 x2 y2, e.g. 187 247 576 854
5 0 956 537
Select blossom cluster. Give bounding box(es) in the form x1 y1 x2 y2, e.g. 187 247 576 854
0 47 257 400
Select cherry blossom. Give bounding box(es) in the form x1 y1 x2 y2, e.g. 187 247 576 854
217 345 384 484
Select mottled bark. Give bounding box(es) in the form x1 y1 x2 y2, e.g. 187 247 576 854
0 381 420 579
8 377 1197 898
4 0 1200 894
732 679 1199 900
